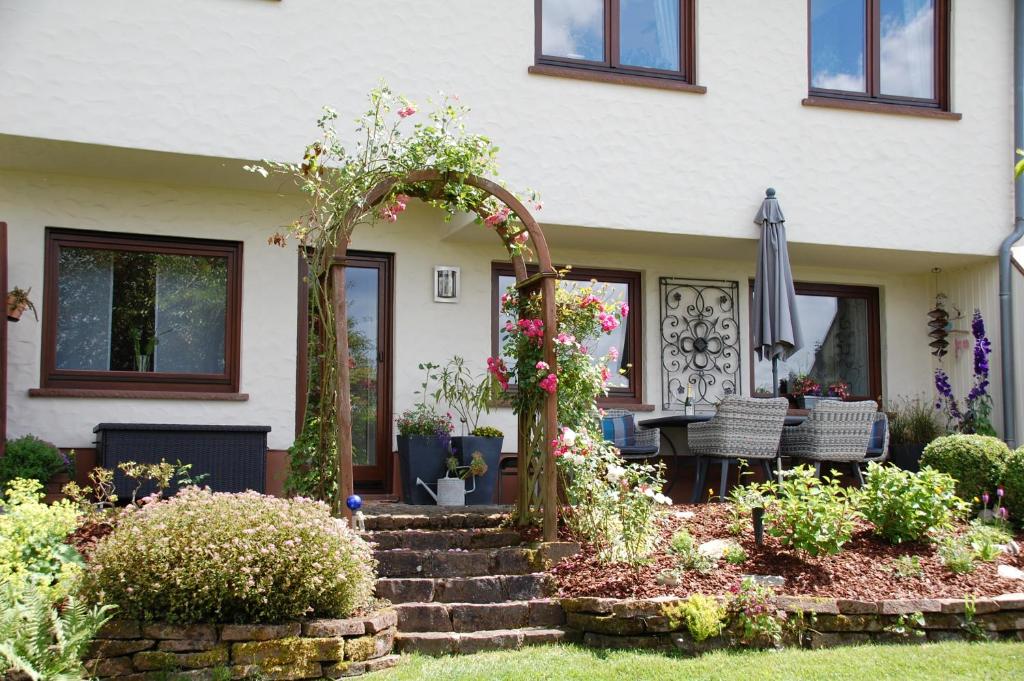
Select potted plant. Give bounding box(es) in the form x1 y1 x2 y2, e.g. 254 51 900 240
395 363 453 505
886 397 947 472
129 328 158 372
789 374 822 409
6 286 37 322
0 435 72 500
433 356 504 505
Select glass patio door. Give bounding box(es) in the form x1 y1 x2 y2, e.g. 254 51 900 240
344 255 392 489
297 252 393 492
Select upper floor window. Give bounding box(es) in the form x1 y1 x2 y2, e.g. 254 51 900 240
809 0 950 109
535 0 696 87
41 229 242 394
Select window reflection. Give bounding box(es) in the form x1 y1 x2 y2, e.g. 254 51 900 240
542 0 605 62
880 0 934 99
810 0 867 92
56 247 227 374
754 294 872 397
619 0 680 71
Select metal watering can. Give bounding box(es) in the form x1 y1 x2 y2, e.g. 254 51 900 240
416 475 476 506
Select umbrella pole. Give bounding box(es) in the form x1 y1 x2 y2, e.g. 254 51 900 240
772 356 779 398
773 355 783 484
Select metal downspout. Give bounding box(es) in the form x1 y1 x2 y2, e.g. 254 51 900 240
999 0 1024 448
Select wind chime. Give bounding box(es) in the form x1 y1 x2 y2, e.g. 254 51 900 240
928 268 950 358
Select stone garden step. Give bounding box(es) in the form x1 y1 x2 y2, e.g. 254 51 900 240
362 505 508 532
365 528 522 552
393 599 566 633
394 627 578 656
375 573 554 604
374 547 542 578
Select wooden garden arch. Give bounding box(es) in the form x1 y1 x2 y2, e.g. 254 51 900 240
326 170 560 541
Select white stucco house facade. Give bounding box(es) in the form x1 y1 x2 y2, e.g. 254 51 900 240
0 0 1020 497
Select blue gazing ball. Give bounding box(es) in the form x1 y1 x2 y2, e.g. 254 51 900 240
346 494 363 511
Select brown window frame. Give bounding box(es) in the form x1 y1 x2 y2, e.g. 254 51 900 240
40 228 243 395
491 262 644 406
807 0 951 111
533 0 697 87
748 281 882 402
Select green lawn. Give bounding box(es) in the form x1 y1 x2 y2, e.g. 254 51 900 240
370 642 1024 681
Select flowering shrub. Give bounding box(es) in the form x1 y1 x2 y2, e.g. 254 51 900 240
726 579 785 648
788 374 820 397
920 434 1009 502
0 479 83 597
82 488 375 623
859 463 967 543
555 428 669 564
496 273 670 560
934 309 995 436
762 466 859 556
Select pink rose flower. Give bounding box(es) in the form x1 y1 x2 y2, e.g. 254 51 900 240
397 105 417 118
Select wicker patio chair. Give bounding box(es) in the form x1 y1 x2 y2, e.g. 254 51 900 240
779 400 880 485
687 396 789 503
601 409 661 463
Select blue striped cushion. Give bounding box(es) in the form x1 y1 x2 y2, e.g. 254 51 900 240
601 414 635 446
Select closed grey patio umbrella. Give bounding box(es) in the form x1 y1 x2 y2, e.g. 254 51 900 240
752 188 803 398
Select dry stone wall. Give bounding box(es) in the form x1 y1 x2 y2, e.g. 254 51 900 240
85 610 398 680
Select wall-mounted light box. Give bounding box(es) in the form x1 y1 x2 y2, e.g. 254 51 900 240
434 266 460 303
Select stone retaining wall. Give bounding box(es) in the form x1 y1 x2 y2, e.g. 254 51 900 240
561 594 1024 651
86 609 398 680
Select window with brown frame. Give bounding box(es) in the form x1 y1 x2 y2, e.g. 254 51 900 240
532 0 697 89
39 228 242 394
492 262 644 405
750 282 881 402
808 0 950 111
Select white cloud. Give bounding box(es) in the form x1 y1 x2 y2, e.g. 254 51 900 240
542 0 603 60
880 2 935 99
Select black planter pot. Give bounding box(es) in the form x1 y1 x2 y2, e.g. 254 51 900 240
452 435 504 505
396 435 450 505
890 442 926 473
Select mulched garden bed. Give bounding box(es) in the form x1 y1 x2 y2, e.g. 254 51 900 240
551 503 1024 600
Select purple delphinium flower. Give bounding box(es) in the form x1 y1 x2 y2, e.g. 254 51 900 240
934 369 963 419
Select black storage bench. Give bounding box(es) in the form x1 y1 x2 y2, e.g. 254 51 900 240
93 423 270 498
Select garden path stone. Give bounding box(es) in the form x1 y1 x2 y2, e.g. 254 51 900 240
997 564 1024 580
697 538 735 560
743 574 785 588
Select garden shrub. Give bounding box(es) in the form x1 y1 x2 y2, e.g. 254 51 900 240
920 434 1008 502
556 428 670 565
665 594 726 643
82 488 375 623
1001 446 1024 524
0 479 83 595
726 578 784 648
859 463 967 543
0 435 68 489
763 466 858 556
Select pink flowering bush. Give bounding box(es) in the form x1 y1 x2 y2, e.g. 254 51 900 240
495 276 669 563
81 488 375 624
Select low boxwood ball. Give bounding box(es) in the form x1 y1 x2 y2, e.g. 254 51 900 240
346 494 363 511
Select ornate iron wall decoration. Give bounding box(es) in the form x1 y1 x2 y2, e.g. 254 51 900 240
660 278 741 409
